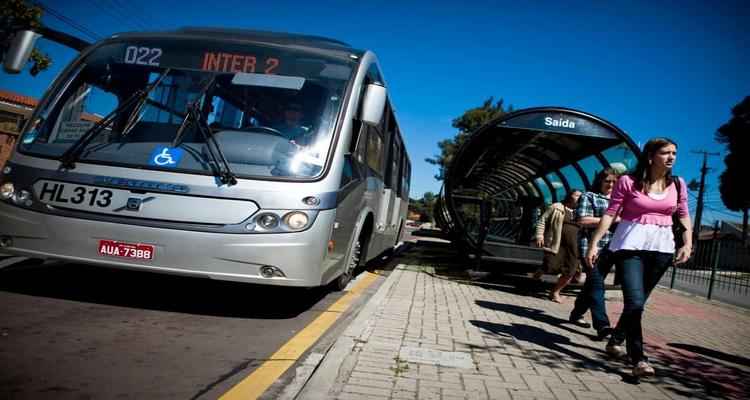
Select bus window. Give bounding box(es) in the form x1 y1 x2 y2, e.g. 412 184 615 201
366 127 384 176
354 123 367 165
40 82 117 145
402 158 411 197
389 136 401 191
367 64 383 85
17 40 354 180
340 155 360 188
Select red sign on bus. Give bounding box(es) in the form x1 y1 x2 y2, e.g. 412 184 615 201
201 52 280 74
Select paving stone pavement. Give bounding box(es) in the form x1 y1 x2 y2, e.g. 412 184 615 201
300 244 750 400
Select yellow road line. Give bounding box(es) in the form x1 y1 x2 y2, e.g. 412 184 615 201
219 271 380 400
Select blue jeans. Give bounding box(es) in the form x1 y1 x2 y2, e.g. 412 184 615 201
608 250 673 364
570 250 615 333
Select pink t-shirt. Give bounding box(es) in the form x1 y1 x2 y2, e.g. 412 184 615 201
605 175 689 226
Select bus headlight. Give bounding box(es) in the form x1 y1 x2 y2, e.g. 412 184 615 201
0 182 15 201
283 211 309 230
256 213 279 229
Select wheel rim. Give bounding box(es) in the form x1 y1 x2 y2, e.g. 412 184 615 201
346 240 361 277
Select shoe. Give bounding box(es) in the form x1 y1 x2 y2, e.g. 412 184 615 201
606 343 627 358
633 361 655 377
568 316 591 328
596 327 614 341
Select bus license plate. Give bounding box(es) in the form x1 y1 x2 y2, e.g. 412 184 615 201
98 240 154 260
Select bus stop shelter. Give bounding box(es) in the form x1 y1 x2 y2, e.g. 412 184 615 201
436 107 640 266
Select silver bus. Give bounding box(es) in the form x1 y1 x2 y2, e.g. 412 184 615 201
0 28 411 289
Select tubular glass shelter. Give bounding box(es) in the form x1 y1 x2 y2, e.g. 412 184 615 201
437 107 640 265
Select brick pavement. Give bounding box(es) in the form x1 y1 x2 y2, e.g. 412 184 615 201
299 243 750 400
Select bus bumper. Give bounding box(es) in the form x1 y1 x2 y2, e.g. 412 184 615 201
0 203 337 287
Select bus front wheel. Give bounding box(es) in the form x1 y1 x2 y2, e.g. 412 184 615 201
334 237 361 291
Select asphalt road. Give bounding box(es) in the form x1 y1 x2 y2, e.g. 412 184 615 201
0 259 362 399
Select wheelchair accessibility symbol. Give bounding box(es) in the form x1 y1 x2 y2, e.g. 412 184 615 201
148 146 184 168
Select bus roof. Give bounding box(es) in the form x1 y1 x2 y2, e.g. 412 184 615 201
108 27 365 58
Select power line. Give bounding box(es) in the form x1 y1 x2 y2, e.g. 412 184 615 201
35 1 101 42
110 0 156 30
85 0 133 32
91 0 147 32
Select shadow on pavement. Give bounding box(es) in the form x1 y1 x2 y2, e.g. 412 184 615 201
473 300 750 398
0 262 334 319
667 342 750 368
475 300 600 341
473 275 578 303
468 319 631 381
646 342 750 400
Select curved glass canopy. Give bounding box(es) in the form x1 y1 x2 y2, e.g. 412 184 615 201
437 107 640 264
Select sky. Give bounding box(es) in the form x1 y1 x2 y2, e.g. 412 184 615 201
1 0 748 223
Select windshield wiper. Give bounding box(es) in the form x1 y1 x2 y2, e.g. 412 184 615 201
170 77 237 186
172 75 215 148
59 69 171 170
187 101 238 186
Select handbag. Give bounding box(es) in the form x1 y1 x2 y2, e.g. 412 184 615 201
672 176 687 249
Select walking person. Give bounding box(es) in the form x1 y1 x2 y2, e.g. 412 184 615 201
534 189 583 303
568 168 621 340
585 138 692 378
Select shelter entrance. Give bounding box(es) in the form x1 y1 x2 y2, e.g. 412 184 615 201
437 107 640 266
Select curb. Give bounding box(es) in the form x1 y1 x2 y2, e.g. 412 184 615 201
295 266 404 399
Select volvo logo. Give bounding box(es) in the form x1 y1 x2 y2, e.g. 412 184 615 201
126 198 143 211
113 196 155 212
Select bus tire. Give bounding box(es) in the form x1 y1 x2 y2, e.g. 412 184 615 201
395 219 404 246
334 236 362 291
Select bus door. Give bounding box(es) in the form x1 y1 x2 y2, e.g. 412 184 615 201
387 135 403 234
376 112 400 237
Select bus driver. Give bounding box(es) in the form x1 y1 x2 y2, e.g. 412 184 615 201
277 102 313 146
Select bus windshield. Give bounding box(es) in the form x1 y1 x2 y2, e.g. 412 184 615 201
18 38 355 179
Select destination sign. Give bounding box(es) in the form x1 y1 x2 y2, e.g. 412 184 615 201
112 40 288 75
201 52 280 74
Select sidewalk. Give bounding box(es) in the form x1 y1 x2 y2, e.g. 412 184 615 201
297 242 750 400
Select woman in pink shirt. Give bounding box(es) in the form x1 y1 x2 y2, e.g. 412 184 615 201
585 138 692 378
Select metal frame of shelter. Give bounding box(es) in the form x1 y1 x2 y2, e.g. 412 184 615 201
437 107 641 266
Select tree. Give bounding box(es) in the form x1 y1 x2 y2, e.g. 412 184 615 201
425 97 513 180
715 96 750 242
408 192 438 222
1 0 51 76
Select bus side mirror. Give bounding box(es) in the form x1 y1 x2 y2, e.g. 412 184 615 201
3 30 41 74
359 83 386 126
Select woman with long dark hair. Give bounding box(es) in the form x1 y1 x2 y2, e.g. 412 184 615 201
585 138 691 378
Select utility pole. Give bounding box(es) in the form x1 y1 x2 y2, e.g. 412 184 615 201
691 150 720 246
